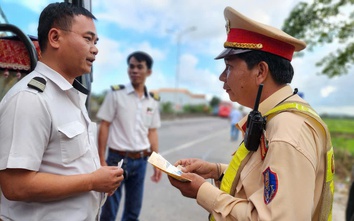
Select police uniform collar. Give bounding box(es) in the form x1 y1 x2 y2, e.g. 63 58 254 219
237 85 296 132
35 61 89 94
73 79 89 95
126 83 135 94
259 85 295 114
144 86 149 98
35 62 72 91
126 83 149 98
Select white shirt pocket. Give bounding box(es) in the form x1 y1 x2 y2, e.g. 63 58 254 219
143 106 154 127
58 121 88 164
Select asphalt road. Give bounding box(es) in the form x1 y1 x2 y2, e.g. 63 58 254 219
116 116 346 221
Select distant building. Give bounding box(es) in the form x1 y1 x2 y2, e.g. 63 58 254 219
150 88 208 112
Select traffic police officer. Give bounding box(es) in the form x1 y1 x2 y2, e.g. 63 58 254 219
168 6 334 221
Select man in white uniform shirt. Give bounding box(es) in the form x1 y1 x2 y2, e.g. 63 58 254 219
0 3 123 221
97 51 162 221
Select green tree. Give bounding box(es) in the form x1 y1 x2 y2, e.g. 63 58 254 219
161 102 174 114
209 96 221 107
183 104 209 113
282 0 354 77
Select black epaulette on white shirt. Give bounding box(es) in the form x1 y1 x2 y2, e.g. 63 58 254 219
149 92 160 101
27 77 46 92
111 84 125 91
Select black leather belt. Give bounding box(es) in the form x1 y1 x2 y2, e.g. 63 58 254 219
109 148 151 159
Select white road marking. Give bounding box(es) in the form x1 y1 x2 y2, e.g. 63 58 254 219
161 129 229 156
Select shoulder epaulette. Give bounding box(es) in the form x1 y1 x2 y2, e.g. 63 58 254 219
149 92 160 101
111 84 125 91
27 77 46 92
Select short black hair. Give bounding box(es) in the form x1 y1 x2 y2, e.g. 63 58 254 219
236 51 294 84
38 2 96 52
127 51 153 69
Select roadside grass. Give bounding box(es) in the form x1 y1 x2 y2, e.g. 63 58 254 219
323 117 354 183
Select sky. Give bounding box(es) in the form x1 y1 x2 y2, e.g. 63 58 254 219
1 0 353 116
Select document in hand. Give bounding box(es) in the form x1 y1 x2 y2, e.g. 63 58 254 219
148 151 191 182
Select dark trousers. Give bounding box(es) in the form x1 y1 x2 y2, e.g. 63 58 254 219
100 151 148 221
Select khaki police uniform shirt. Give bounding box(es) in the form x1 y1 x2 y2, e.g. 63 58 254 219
97 83 161 151
0 62 103 221
196 85 328 220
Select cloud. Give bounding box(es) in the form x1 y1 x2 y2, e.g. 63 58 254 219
321 86 336 98
2 0 353 115
91 0 354 115
3 0 52 13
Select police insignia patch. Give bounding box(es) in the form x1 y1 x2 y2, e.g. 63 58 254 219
263 167 278 204
225 19 230 34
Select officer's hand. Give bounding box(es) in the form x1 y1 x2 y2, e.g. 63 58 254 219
90 166 124 195
168 173 205 199
175 158 217 179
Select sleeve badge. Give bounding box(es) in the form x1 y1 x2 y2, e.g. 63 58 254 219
263 167 278 204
